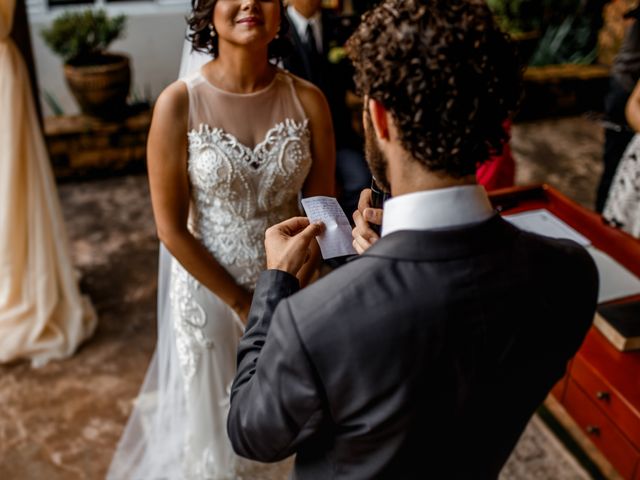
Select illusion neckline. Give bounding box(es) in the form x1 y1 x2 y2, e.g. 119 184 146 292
197 67 280 98
188 118 310 170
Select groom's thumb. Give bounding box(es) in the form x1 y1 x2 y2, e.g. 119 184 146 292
298 222 324 243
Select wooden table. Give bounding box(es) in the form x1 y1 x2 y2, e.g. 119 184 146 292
490 184 640 479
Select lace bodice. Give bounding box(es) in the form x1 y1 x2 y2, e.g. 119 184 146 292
183 70 312 289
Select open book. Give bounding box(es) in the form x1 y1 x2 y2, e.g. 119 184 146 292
504 209 640 304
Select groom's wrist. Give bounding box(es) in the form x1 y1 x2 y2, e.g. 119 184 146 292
260 269 300 295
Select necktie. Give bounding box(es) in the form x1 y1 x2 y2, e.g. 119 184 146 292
305 22 320 57
305 22 322 86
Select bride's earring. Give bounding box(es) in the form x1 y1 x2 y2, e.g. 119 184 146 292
209 23 216 37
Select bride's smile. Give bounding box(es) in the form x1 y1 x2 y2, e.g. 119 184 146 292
214 0 280 47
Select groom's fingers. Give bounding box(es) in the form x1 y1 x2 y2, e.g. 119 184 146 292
266 217 307 242
352 210 378 242
363 208 383 226
275 216 310 235
267 217 323 240
357 188 373 212
352 210 378 255
265 220 323 273
286 222 323 255
297 222 324 243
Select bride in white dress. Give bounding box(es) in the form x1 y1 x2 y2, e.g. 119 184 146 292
107 0 335 478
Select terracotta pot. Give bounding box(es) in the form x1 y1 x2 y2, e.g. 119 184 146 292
64 53 131 119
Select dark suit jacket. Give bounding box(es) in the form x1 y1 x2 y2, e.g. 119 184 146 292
282 10 358 150
228 215 598 479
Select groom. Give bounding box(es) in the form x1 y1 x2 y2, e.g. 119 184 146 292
228 1 598 478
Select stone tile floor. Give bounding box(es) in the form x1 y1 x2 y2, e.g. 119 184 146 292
0 116 606 479
512 115 603 209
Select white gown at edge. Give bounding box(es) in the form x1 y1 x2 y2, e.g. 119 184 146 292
0 0 96 368
603 134 640 238
107 50 312 478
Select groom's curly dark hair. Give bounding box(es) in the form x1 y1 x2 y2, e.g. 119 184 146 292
346 0 523 177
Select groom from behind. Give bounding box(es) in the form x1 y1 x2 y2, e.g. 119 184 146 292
228 1 598 478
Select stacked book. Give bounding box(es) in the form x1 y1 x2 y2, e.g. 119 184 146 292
593 300 640 352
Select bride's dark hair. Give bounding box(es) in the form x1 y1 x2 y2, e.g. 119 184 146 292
187 0 291 60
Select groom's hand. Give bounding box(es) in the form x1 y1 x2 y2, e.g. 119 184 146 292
265 217 324 276
352 189 382 254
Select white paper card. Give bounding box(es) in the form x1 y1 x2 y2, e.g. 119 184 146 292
587 247 640 303
301 196 357 259
504 209 591 247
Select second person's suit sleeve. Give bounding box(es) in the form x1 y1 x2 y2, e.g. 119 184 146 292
228 271 325 462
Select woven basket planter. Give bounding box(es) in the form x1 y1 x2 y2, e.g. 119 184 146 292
64 53 131 119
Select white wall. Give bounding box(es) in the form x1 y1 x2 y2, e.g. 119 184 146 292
28 5 192 115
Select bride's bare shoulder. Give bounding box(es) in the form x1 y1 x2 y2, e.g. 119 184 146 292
152 81 189 124
284 72 330 120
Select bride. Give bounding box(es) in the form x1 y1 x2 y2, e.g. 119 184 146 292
107 0 335 478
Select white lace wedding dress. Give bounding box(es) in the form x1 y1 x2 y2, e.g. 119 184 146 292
107 68 312 479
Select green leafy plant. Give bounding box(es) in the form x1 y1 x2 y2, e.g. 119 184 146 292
528 0 607 66
487 0 607 66
41 9 126 66
486 0 588 34
529 15 598 66
486 0 544 34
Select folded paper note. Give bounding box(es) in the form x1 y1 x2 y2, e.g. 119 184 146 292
301 196 357 259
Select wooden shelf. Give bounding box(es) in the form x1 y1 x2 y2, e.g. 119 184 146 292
44 107 151 179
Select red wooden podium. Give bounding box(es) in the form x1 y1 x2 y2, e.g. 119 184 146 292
489 185 640 479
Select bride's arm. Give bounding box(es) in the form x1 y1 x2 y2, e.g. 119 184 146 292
295 80 337 286
147 82 253 322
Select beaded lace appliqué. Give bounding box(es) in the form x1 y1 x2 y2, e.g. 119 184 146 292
170 260 213 388
186 119 311 289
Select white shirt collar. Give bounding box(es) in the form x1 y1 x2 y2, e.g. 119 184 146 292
381 185 495 237
287 5 323 52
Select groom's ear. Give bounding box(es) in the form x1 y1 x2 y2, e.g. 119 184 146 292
367 98 390 142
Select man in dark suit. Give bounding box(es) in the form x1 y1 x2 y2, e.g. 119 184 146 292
228 1 598 478
283 0 371 219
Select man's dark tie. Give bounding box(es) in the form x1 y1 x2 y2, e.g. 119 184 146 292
305 22 320 58
305 22 323 87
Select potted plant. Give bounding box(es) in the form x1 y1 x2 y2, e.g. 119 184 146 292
486 0 545 65
42 9 129 119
